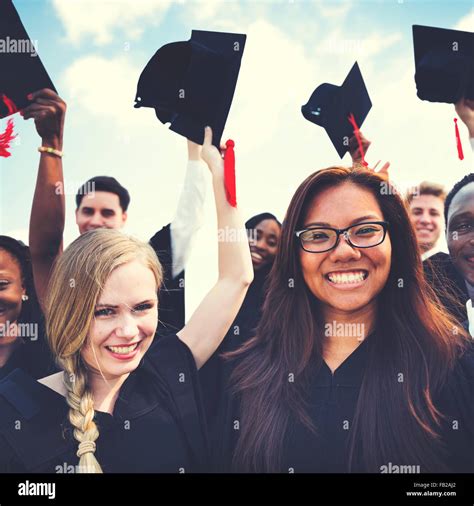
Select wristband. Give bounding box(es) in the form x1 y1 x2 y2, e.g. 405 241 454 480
38 146 63 158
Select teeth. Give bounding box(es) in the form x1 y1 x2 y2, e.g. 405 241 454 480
328 271 366 284
107 343 139 355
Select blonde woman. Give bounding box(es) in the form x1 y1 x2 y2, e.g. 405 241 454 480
0 127 253 473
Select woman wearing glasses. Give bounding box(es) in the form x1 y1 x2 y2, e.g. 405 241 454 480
211 166 474 473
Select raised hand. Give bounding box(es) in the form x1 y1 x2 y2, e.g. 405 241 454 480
349 131 371 164
201 126 226 178
21 88 66 149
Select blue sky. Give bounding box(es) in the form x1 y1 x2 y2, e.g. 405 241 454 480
1 0 473 314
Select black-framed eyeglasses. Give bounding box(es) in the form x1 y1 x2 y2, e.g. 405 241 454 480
295 221 389 253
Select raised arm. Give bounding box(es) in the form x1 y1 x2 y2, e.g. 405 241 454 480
169 140 208 278
177 127 253 369
24 89 66 309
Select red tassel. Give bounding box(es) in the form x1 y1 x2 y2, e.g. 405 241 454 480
348 113 368 166
224 139 237 207
0 119 16 158
454 118 464 161
1 94 18 115
0 95 18 157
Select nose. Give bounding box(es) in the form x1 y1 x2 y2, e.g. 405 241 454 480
255 237 267 252
419 212 430 225
88 212 104 227
328 233 361 261
114 313 138 339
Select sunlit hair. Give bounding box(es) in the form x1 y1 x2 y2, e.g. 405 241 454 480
228 166 469 472
45 229 162 473
406 181 446 205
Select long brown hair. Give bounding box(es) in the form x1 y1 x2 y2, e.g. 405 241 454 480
228 166 469 472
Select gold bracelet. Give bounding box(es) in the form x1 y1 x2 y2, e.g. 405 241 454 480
38 146 63 158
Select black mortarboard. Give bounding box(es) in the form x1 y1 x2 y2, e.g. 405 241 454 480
0 0 56 118
413 24 474 104
134 30 246 147
301 62 372 158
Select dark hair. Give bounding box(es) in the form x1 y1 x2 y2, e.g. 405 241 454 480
406 181 446 204
76 176 131 212
444 173 474 224
245 213 281 231
0 236 38 324
227 166 469 473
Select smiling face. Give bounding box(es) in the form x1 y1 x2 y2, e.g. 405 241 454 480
299 182 392 317
76 191 127 235
81 260 158 380
409 194 444 253
0 248 25 347
249 219 281 271
446 182 474 285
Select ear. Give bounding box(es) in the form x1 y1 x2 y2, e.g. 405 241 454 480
121 211 128 226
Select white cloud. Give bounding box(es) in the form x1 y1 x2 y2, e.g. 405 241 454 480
61 54 157 129
454 10 474 32
52 0 172 45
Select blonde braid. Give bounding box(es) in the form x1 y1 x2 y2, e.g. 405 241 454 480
63 359 103 473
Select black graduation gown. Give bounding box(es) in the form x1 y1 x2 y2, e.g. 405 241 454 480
423 252 469 325
149 224 185 334
0 335 208 473
0 298 57 381
210 336 474 473
199 263 272 424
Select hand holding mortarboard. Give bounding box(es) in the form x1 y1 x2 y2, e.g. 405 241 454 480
302 62 372 159
21 89 66 150
348 131 390 175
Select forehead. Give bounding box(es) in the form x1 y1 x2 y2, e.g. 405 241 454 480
409 194 444 210
255 219 280 236
98 260 157 304
448 182 474 221
304 182 383 225
79 191 121 210
0 249 21 275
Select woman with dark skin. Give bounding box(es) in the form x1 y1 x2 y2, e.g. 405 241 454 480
0 236 55 379
212 166 473 473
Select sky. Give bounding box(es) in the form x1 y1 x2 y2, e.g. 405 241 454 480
0 0 473 316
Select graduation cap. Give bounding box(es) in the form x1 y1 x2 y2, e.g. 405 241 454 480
301 62 372 158
134 29 246 147
413 24 474 104
0 0 56 119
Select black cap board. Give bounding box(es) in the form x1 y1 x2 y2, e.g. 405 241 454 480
413 24 474 104
301 62 372 158
134 29 246 147
0 0 56 119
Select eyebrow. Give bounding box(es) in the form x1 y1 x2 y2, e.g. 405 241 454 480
449 211 474 223
303 214 381 228
95 299 156 309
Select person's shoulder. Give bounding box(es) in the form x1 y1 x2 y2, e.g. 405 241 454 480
143 333 197 380
0 369 71 472
423 251 450 270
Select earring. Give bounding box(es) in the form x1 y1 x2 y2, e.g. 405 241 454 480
21 294 29 301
